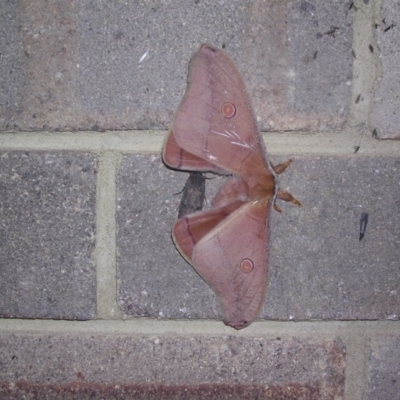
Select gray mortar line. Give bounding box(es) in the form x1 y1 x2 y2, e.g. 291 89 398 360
0 130 399 156
347 0 382 134
95 151 122 319
0 319 399 336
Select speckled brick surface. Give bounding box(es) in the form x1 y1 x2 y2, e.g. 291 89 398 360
118 154 400 321
372 0 400 139
365 336 400 400
0 152 96 319
0 334 345 399
0 1 352 131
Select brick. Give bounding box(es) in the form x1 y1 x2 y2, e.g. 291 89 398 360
0 1 352 131
118 154 400 322
117 154 221 320
365 336 400 400
0 0 22 126
372 0 400 139
0 335 345 399
0 152 96 319
267 156 400 321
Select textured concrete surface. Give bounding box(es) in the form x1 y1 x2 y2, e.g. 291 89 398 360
0 152 96 319
0 334 345 399
372 0 400 139
0 0 22 124
365 336 400 400
118 154 400 322
0 384 339 400
268 155 400 321
0 0 352 132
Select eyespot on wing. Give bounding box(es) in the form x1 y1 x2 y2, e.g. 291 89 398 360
221 102 236 118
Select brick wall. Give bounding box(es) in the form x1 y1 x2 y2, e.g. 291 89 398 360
1 1 400 399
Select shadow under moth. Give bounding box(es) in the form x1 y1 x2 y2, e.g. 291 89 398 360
162 44 301 329
178 172 206 218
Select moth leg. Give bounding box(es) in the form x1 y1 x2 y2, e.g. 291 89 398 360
272 159 293 175
277 190 301 206
273 190 301 213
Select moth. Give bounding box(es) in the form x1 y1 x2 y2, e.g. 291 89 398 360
162 44 300 329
